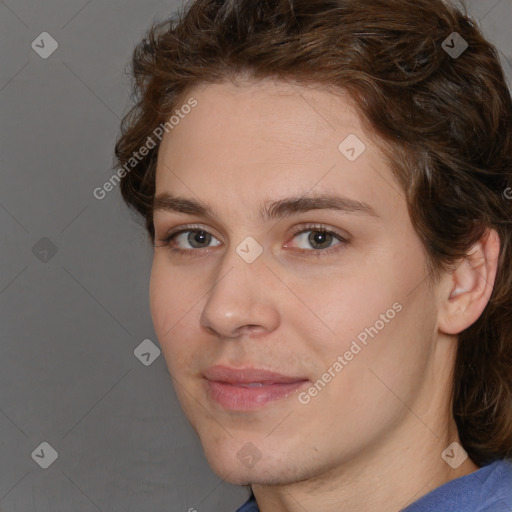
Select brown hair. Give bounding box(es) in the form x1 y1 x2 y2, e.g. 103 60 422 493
113 0 512 466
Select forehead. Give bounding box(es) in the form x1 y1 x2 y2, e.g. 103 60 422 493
154 78 402 223
158 79 362 168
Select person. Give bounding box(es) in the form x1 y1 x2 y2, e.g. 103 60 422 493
113 0 512 510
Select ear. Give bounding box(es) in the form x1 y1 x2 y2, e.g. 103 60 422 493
438 228 500 335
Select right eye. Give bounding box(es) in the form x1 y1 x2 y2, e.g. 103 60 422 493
156 226 222 255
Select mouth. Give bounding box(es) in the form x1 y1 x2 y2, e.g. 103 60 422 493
203 365 309 411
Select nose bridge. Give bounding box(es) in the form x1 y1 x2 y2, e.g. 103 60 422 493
199 241 280 337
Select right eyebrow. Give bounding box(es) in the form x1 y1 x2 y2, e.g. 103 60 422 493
153 194 211 217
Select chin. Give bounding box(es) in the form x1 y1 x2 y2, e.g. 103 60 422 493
200 450 252 484
205 459 294 486
199 438 311 486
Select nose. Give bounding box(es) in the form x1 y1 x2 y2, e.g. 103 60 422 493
199 246 281 339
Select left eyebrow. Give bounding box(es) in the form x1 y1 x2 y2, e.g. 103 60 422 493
260 194 378 221
152 192 378 221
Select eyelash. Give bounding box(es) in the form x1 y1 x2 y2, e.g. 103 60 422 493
154 223 349 259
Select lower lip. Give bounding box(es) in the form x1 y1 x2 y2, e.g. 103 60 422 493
205 379 309 410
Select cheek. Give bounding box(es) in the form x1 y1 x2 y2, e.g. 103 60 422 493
149 261 173 335
149 256 201 328
287 243 433 369
149 259 197 360
319 278 437 411
283 265 402 357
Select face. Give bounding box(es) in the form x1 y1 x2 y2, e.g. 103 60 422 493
150 78 441 486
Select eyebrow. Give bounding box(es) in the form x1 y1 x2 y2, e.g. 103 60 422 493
153 192 378 221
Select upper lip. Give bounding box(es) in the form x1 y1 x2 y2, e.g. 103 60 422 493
203 365 308 384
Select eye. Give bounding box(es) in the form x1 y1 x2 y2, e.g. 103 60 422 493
286 224 348 254
155 223 349 258
155 226 222 253
175 229 220 249
293 230 340 250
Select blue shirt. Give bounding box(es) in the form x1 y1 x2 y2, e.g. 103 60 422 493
235 459 512 511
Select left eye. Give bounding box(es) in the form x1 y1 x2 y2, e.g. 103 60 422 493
290 229 345 250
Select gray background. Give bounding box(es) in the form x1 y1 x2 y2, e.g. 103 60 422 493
0 0 511 511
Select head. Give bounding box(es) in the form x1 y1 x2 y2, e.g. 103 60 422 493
114 0 512 485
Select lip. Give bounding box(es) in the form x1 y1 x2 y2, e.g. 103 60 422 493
203 365 309 411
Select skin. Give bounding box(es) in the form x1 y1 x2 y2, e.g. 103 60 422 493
149 77 499 512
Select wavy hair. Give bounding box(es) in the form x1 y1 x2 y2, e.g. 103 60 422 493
113 0 512 466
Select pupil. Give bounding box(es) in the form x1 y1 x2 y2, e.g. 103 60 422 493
189 230 210 248
309 231 332 249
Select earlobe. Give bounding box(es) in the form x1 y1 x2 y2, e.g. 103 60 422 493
438 228 500 335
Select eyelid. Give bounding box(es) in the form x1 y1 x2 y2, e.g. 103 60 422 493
155 223 222 245
286 223 350 245
156 222 348 240
154 222 351 256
